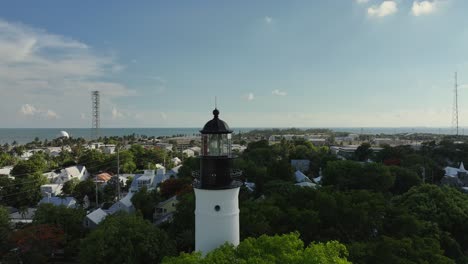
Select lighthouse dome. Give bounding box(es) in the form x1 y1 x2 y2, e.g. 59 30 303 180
200 109 232 134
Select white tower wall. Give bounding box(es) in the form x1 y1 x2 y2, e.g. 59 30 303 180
194 187 240 254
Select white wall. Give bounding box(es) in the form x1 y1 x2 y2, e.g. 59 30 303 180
194 187 240 255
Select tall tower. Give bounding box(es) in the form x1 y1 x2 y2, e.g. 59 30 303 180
91 91 100 138
194 108 242 254
452 72 459 136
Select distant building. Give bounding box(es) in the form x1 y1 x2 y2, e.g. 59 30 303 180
441 162 467 187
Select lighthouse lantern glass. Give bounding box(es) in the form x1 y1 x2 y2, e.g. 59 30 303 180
202 133 231 156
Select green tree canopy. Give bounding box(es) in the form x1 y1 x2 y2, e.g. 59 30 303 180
323 161 395 192
162 232 351 264
79 213 175 264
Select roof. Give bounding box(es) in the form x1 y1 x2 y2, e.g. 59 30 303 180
137 175 152 182
460 162 467 172
96 173 112 182
445 167 457 177
171 157 182 163
86 208 108 225
0 166 13 176
157 196 177 207
63 165 85 177
9 208 37 220
200 109 232 134
244 181 256 192
169 165 182 175
295 182 317 188
295 170 312 183
119 192 134 207
39 197 76 208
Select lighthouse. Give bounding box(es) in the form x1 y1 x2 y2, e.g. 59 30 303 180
194 108 242 254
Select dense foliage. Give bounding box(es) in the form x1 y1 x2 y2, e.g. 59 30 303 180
163 232 351 264
79 213 175 264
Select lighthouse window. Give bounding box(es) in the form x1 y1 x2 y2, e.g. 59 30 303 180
204 134 231 156
214 205 221 212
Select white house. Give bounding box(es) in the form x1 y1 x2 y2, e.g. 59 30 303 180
102 144 116 154
40 184 63 197
54 165 89 184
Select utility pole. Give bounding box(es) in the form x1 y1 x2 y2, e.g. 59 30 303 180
117 147 121 199
95 174 98 207
452 72 459 136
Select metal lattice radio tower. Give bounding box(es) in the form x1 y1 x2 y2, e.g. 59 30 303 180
92 91 100 138
452 72 459 136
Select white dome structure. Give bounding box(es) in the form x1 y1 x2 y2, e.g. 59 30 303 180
58 131 70 138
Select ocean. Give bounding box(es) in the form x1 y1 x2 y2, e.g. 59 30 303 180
0 127 459 145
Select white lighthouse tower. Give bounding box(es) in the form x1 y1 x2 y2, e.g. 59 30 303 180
194 108 242 254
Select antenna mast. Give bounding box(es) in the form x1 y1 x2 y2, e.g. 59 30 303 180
452 72 459 136
92 91 100 139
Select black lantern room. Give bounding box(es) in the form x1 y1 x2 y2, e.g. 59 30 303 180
195 109 241 189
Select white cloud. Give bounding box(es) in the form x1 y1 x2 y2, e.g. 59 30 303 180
264 16 273 24
356 0 370 4
244 93 255 101
18 104 59 119
19 104 37 116
0 18 133 126
111 107 124 119
272 89 287 96
45 110 59 119
367 1 398 17
411 1 437 16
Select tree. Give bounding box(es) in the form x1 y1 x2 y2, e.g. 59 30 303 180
162 232 351 264
79 213 175 264
73 179 97 206
160 178 191 199
394 184 468 251
8 224 64 264
62 178 80 195
168 192 195 252
388 166 421 194
355 143 373 161
11 154 48 177
0 206 11 254
0 152 15 167
323 161 395 192
131 186 161 220
33 204 86 241
10 172 47 208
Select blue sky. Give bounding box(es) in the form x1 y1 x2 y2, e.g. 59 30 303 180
0 0 467 128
